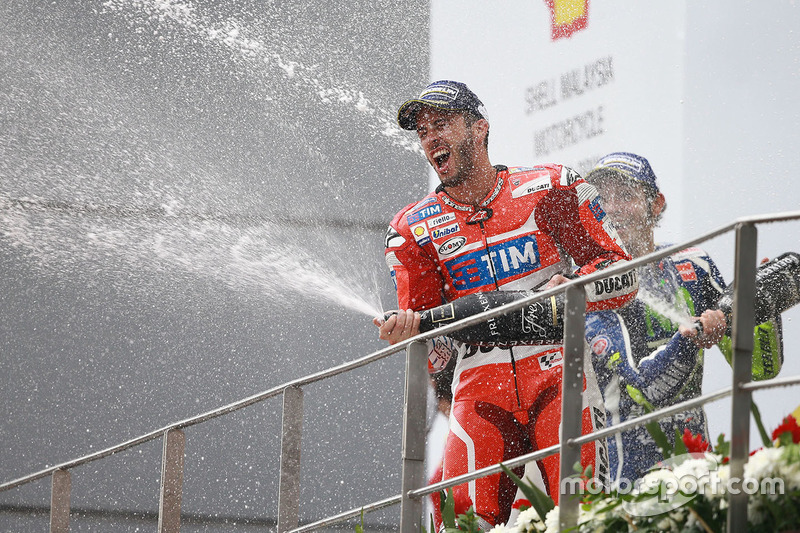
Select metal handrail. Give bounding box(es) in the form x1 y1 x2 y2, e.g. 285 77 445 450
0 333 424 492
406 373 800 499
295 372 800 533
1 209 799 532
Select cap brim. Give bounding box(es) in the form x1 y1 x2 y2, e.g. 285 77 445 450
397 100 426 130
585 166 663 204
584 167 630 183
397 99 468 130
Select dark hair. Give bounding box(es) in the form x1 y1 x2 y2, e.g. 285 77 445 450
590 172 665 226
642 185 665 225
463 111 489 150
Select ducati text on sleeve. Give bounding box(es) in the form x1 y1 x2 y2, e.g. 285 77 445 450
590 270 638 300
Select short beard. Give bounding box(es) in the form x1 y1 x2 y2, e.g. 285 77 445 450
439 137 475 189
440 173 467 188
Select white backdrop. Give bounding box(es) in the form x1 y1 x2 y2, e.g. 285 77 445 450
423 0 800 461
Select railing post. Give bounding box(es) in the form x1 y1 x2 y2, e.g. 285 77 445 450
559 284 585 531
400 340 429 533
278 385 304 532
727 223 757 533
50 469 70 533
158 428 185 533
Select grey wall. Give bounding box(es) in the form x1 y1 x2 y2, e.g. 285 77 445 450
1 0 429 530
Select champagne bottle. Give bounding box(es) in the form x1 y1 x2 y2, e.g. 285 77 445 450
716 251 800 326
414 290 565 346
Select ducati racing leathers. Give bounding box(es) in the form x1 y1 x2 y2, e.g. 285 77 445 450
384 164 637 526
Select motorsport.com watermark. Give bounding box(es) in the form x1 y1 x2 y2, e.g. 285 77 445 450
560 454 786 517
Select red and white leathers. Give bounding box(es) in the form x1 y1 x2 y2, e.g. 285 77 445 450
384 164 637 527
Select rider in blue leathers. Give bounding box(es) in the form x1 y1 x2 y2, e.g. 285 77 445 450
584 152 784 484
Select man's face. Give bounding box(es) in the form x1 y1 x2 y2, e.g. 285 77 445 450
414 107 481 188
592 176 655 255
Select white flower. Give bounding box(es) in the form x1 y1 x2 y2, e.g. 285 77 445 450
515 506 540 526
671 454 718 480
685 508 699 529
719 495 728 510
778 458 800 491
543 508 560 533
772 446 800 491
656 516 673 530
486 525 510 533
578 497 614 523
744 447 783 481
712 463 730 498
514 506 547 532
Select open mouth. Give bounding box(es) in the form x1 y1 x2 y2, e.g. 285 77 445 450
431 147 450 170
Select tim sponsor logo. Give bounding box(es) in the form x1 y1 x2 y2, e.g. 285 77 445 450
588 197 606 221
445 234 542 290
406 203 442 225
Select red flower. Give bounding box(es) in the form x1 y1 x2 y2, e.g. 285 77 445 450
682 428 710 453
512 498 531 510
771 414 800 444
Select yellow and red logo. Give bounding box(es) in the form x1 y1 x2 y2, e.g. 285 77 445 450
543 0 589 40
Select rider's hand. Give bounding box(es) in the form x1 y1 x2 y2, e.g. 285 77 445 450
373 309 421 345
544 273 572 289
679 309 727 348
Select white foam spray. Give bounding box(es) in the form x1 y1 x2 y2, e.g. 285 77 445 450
100 0 424 157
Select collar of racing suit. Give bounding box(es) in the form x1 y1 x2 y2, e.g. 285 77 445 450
434 165 508 211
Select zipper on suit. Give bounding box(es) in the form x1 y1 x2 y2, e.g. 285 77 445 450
478 217 524 410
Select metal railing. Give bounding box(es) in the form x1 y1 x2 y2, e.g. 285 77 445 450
1 210 799 533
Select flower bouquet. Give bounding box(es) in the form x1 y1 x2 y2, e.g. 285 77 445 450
433 405 800 533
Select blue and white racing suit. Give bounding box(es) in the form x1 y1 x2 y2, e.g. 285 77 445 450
585 245 784 483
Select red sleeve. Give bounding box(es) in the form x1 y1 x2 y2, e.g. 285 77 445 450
535 165 637 311
385 206 446 311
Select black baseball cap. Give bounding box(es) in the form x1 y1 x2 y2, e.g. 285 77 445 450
397 80 489 130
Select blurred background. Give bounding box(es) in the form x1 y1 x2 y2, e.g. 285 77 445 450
1 0 427 530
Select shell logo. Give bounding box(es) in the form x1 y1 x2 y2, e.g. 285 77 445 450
543 0 589 40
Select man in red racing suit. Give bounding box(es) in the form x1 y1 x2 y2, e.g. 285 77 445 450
376 81 637 528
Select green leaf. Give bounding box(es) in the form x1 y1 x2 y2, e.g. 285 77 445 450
499 463 555 522
455 507 482 533
644 420 674 459
355 508 364 533
423 512 435 533
673 427 688 456
714 432 730 458
751 400 773 448
778 430 794 447
627 384 655 411
441 488 457 529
